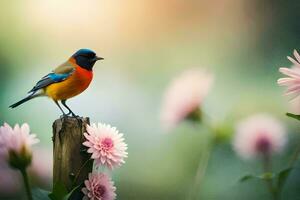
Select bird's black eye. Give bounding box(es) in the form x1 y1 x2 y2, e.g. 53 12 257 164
79 54 94 59
87 53 96 58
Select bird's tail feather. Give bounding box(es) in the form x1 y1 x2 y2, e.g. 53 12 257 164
9 91 43 108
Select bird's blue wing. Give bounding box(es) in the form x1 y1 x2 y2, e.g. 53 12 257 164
48 73 71 82
29 63 75 93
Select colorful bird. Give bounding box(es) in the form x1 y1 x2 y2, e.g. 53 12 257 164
9 49 103 117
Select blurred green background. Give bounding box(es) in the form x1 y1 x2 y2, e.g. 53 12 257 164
1 0 300 199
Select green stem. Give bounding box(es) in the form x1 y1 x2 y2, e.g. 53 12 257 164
20 168 33 200
262 153 278 200
188 142 212 200
273 139 300 199
186 113 215 200
72 159 92 187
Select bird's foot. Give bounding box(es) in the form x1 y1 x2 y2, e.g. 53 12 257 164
60 114 69 119
72 114 80 118
71 113 80 119
65 111 80 118
66 112 82 125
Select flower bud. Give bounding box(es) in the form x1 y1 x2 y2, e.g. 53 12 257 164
8 146 32 170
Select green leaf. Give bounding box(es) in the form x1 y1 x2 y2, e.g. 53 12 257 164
63 185 81 200
32 188 51 200
239 174 255 182
286 113 300 121
258 172 274 180
277 168 292 191
48 182 68 200
239 172 275 183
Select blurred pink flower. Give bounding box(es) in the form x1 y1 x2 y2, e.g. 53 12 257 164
161 69 214 130
233 114 286 159
82 172 116 200
83 123 128 169
278 49 300 99
29 147 53 186
0 123 39 168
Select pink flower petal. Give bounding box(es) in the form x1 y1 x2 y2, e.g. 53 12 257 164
82 173 116 200
83 123 128 169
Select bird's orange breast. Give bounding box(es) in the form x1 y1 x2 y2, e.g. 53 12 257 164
45 66 93 101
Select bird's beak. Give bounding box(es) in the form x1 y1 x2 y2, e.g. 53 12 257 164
94 56 104 61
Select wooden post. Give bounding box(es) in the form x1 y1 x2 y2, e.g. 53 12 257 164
52 116 92 198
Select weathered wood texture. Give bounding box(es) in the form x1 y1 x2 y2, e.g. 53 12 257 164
52 117 92 194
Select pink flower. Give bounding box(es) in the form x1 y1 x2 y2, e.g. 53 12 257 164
0 123 39 168
83 123 128 169
278 49 300 99
233 114 287 159
161 69 214 130
82 172 116 200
